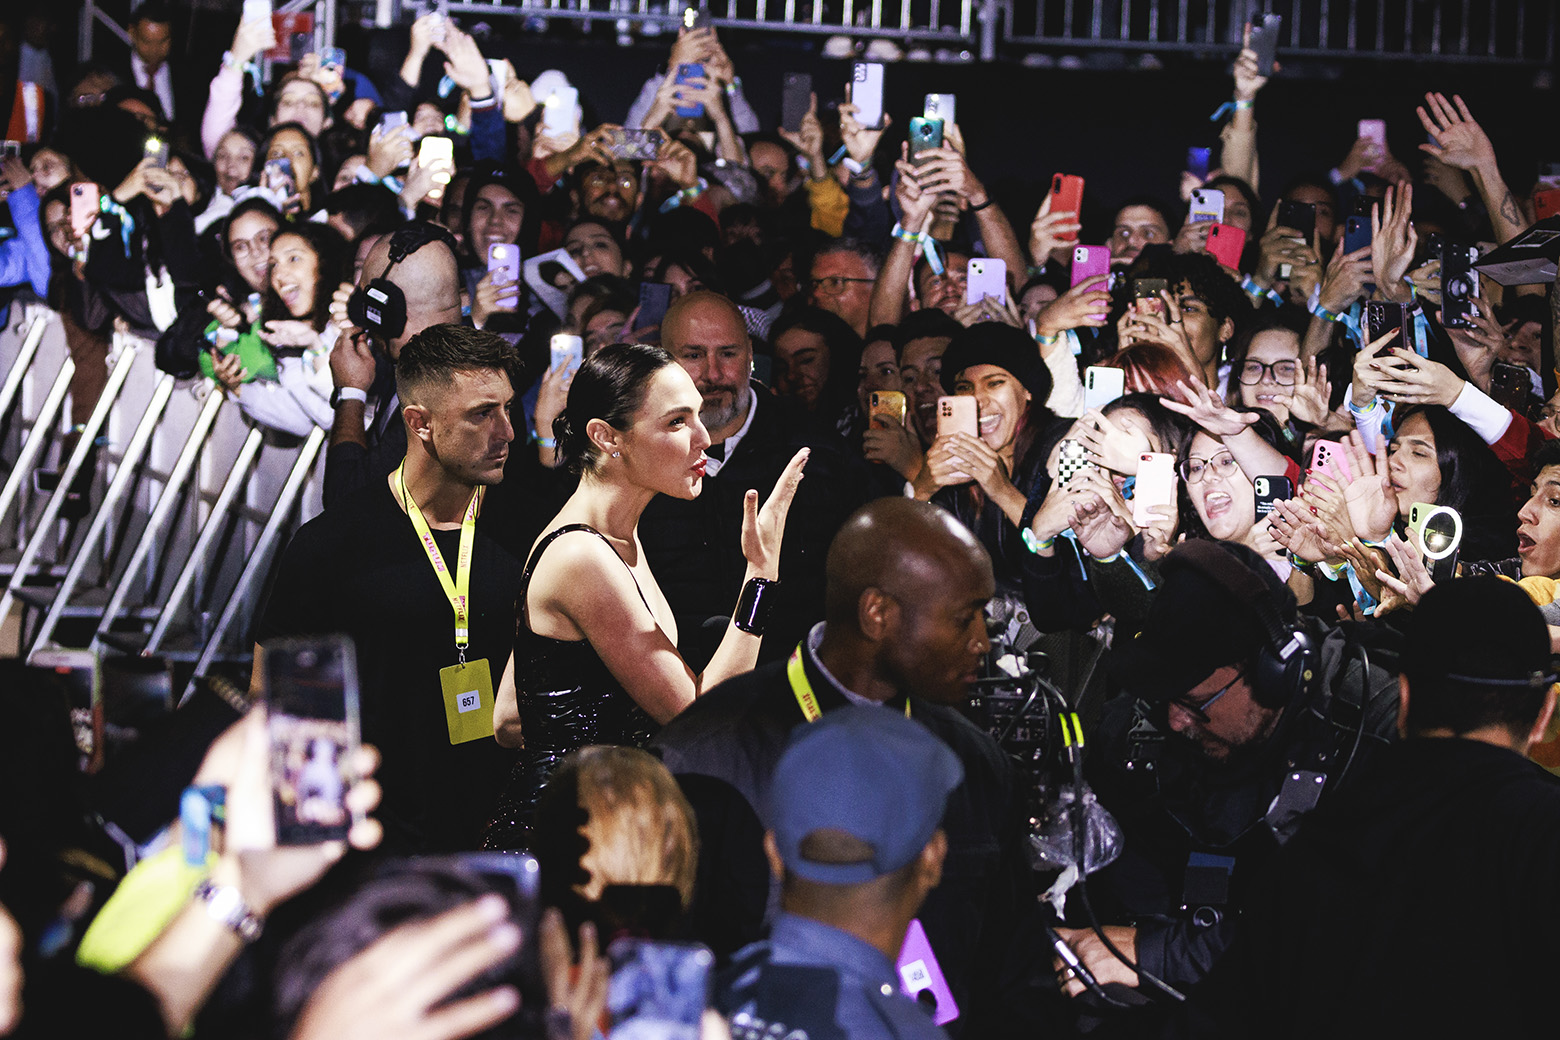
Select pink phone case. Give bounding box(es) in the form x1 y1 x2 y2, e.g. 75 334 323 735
1308 440 1354 486
1071 245 1111 321
896 918 959 1026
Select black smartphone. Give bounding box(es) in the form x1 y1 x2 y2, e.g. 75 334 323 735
637 281 672 329
1275 200 1316 241
1440 243 1479 329
1247 13 1283 75
263 635 360 845
453 852 547 1030
1365 301 1407 357
1253 475 1293 519
1490 361 1531 412
780 72 811 134
143 134 170 169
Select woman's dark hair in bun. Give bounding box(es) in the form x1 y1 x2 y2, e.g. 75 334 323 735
555 342 678 474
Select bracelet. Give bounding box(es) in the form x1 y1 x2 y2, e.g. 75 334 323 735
535 434 557 449
968 197 993 212
890 222 921 245
1310 303 1344 324
1020 528 1055 555
1035 331 1060 347
330 386 368 408
194 879 264 943
733 577 778 635
1090 551 1121 564
1288 552 1315 571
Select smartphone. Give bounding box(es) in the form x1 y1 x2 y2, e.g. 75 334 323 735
1072 245 1110 320
1357 118 1387 156
604 127 663 161
1048 174 1085 241
1188 188 1225 224
936 395 978 438
455 852 547 1026
1186 146 1212 181
417 135 454 173
1206 223 1246 268
1132 453 1177 528
674 63 706 119
262 635 360 845
1343 214 1373 289
380 110 409 134
1408 501 1463 583
487 58 509 94
1132 277 1168 318
869 389 907 428
428 11 447 43
683 6 713 30
1055 437 1093 487
850 61 886 130
30 648 102 773
1535 189 1560 222
242 0 271 23
1364 300 1407 356
1308 439 1353 486
262 157 296 198
1490 362 1532 412
1083 366 1126 412
780 72 812 133
1276 199 1317 241
1247 12 1283 75
965 257 1007 307
1253 475 1293 519
541 87 579 138
551 333 584 377
606 938 712 1040
636 281 672 329
1440 243 1478 329
897 918 959 1026
0 140 19 160
70 182 101 238
143 134 170 169
923 93 956 127
908 116 944 166
488 243 521 306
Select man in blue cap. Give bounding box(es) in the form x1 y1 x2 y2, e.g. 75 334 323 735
716 704 961 1040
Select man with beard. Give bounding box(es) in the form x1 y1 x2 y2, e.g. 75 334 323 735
570 159 639 230
641 290 868 667
1050 540 1398 1035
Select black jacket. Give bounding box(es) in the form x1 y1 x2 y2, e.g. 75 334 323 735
1084 619 1401 1024
637 387 874 667
651 640 1051 1038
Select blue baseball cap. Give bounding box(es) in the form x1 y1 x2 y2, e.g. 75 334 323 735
766 705 964 885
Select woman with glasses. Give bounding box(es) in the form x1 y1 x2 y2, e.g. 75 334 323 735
1224 321 1349 452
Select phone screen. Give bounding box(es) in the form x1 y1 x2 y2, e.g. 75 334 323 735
264 636 360 845
606 939 712 1040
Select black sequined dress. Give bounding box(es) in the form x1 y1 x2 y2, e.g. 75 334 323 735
484 525 656 850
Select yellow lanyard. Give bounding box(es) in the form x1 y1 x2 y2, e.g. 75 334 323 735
396 462 480 661
787 642 909 722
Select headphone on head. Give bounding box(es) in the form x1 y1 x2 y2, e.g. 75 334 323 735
346 222 458 340
1167 540 1316 710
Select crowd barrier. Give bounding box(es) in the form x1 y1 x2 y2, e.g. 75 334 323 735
0 305 326 702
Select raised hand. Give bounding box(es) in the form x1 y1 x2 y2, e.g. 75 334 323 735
742 448 809 580
1316 235 1373 315
1268 497 1334 564
259 320 321 349
366 124 415 179
1376 529 1437 611
1029 193 1081 266
1070 484 1135 561
1272 357 1332 426
1336 432 1398 542
209 348 246 392
777 93 825 173
1161 378 1259 438
537 909 609 1040
838 103 889 169
1233 22 1272 100
1416 92 1498 173
1035 275 1109 338
1075 409 1150 475
1369 184 1417 303
1371 349 1464 408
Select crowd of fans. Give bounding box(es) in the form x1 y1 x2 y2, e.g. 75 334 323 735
2 2 1560 1037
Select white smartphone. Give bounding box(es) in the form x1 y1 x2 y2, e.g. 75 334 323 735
1357 118 1386 151
487 58 508 93
242 0 271 23
965 258 1007 307
542 86 579 138
923 92 955 127
1083 366 1126 413
850 62 885 130
1132 452 1177 529
1188 188 1225 224
550 333 584 377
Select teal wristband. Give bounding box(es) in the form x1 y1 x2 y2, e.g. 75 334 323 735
535 434 557 449
1020 528 1055 555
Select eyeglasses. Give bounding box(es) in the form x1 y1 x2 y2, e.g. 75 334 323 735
584 172 637 191
1172 668 1245 723
1179 450 1240 484
1239 360 1299 385
810 275 874 296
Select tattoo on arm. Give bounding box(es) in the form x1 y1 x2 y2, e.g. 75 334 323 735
1500 190 1523 229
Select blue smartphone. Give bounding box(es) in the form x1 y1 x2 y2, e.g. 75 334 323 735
674 63 705 119
1186 147 1211 180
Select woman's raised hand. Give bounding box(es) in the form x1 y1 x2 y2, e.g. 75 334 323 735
742 448 809 580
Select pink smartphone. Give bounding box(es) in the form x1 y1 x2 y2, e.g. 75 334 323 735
1133 452 1176 528
69 182 100 238
1071 245 1110 321
1308 439 1354 486
896 918 959 1026
1206 222 1246 269
487 242 520 305
935 395 978 438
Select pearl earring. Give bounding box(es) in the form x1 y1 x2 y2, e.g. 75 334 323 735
612 451 621 458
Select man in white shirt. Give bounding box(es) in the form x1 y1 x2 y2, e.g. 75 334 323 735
127 2 177 125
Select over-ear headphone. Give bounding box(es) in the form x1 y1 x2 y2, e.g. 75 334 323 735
1165 540 1316 710
346 222 458 340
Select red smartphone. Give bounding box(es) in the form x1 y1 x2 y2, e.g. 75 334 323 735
1535 189 1560 222
1206 222 1246 268
1048 174 1084 242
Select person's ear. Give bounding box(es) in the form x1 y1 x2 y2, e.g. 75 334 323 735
585 416 620 460
858 587 897 642
1525 684 1558 753
1396 674 1411 740
1218 316 1235 346
403 401 433 445
762 830 785 882
915 828 948 896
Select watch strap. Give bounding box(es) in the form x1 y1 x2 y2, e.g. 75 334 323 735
194 879 263 942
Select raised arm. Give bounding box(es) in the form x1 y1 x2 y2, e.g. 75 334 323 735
1418 92 1526 244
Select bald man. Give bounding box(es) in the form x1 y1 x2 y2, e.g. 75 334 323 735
653 498 1050 1037
642 290 871 668
324 223 463 507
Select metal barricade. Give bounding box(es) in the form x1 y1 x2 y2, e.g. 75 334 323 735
1003 0 1557 65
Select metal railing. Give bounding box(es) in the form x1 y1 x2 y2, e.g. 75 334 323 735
1003 0 1557 65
